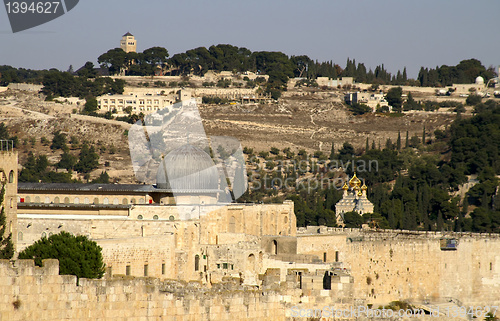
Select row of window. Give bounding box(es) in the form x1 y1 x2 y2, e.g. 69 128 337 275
20 196 151 205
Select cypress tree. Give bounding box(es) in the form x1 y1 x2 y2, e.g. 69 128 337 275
396 131 401 151
405 131 409 148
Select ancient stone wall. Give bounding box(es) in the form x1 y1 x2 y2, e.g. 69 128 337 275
297 228 500 307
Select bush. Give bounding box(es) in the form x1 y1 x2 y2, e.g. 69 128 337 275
466 94 482 106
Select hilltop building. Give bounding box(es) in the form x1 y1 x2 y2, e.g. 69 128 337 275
335 173 374 225
120 32 137 53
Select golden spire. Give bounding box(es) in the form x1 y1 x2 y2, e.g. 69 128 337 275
361 184 367 191
342 182 349 190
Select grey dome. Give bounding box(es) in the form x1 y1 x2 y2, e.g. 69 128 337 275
156 144 219 191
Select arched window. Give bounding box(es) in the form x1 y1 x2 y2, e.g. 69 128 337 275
25 196 31 203
93 198 99 205
113 198 119 205
229 216 236 233
74 197 80 205
137 215 143 220
272 240 278 255
9 199 13 208
122 198 128 205
153 215 159 220
195 255 200 271
41 232 47 238
53 197 60 204
64 197 70 204
8 170 14 183
44 197 50 204
18 231 23 241
84 197 90 204
284 216 288 224
139 198 145 204
131 198 136 204
248 254 255 272
34 196 40 204
103 198 109 205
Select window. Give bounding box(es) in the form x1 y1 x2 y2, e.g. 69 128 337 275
93 198 99 205
223 263 228 269
323 252 327 263
131 198 136 204
153 215 159 220
113 198 119 205
195 255 200 271
162 263 165 275
8 170 14 183
169 215 175 221
74 197 80 205
144 264 148 276
25 196 30 203
229 216 236 233
335 251 339 262
126 265 131 276
84 197 89 205
103 198 109 205
54 197 60 204
18 231 23 241
64 197 70 204
137 215 143 220
44 197 50 204
41 232 47 238
34 196 40 204
122 198 128 205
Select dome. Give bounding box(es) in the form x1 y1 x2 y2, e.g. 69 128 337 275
349 173 361 188
156 144 220 190
475 76 484 85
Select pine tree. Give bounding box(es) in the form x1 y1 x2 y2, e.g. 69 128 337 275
329 142 335 160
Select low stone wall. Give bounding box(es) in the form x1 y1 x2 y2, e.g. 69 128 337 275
0 259 288 321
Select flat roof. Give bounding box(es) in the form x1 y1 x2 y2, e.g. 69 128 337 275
17 183 222 194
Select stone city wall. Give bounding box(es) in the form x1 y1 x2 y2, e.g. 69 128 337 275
297 228 500 307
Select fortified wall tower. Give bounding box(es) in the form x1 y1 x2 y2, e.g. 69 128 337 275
0 140 18 252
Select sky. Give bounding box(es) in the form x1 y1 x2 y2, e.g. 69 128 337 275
0 0 498 78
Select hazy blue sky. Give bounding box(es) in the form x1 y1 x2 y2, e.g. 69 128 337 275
0 0 498 78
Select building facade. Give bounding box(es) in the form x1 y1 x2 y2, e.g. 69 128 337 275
120 32 137 53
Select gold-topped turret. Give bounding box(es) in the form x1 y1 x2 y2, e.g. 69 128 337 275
342 182 349 190
349 173 361 188
361 184 367 191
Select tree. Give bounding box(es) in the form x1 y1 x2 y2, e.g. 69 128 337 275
0 185 14 259
77 62 97 79
82 97 98 115
74 144 99 174
343 211 364 228
396 131 401 151
92 171 110 184
18 231 105 280
50 130 67 150
349 102 371 115
386 87 403 112
466 94 482 106
57 150 76 171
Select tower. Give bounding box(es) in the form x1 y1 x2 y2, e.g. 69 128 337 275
120 32 137 53
0 140 18 254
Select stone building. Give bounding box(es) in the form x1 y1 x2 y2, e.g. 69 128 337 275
335 173 374 225
120 32 137 53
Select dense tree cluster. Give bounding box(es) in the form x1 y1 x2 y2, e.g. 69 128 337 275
417 59 496 87
41 67 125 98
